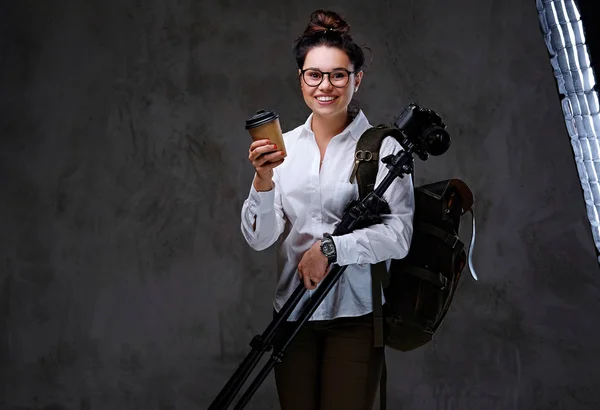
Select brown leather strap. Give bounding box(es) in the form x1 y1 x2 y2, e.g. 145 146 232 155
353 125 394 199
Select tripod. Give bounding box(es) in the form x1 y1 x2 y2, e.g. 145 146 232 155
209 104 449 410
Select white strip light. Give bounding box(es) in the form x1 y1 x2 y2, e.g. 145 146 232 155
537 0 600 261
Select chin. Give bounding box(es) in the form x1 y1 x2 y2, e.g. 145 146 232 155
311 104 345 117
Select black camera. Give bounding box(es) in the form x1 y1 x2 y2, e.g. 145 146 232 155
393 103 451 159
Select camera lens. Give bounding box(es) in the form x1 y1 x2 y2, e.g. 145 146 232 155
423 127 451 156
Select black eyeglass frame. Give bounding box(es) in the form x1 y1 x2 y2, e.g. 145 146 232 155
299 68 357 88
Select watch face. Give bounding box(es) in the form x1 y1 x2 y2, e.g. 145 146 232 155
322 242 334 255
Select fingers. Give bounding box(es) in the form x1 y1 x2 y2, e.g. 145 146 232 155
298 266 317 290
252 144 278 159
249 139 277 158
260 152 285 167
248 140 285 173
303 275 316 290
255 149 285 166
249 139 272 152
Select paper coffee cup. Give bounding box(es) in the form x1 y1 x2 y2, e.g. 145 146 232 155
245 109 287 158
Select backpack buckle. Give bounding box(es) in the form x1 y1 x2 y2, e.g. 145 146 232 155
350 150 378 183
446 234 459 249
439 273 449 290
355 150 374 161
445 234 464 251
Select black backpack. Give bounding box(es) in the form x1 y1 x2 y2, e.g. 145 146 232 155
350 125 478 408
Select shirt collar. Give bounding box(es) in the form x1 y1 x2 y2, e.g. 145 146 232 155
301 110 370 141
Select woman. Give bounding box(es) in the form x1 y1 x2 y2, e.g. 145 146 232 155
240 9 415 410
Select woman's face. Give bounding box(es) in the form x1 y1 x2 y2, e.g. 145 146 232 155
299 46 363 119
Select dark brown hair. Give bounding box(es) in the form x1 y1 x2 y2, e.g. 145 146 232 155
293 10 366 72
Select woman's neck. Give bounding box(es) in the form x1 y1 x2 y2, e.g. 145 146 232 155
311 110 351 143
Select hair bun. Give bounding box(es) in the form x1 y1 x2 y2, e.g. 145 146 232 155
303 9 351 37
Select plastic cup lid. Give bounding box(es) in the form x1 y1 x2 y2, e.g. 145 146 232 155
245 109 279 130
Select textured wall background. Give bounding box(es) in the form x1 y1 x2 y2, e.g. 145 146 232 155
1 0 599 409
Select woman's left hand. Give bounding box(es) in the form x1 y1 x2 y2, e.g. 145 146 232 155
298 241 330 290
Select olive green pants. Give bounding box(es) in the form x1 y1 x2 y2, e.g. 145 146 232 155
272 312 385 410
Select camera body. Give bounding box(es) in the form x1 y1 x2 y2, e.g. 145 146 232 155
393 103 450 158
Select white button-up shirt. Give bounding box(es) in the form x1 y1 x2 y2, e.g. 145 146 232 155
240 110 415 321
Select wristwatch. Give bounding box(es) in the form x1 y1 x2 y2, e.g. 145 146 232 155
320 233 337 264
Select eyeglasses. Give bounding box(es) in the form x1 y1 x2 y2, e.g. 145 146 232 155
300 68 355 88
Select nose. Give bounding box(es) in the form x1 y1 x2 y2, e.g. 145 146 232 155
319 73 334 89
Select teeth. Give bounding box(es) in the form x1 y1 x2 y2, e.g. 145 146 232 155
317 96 336 101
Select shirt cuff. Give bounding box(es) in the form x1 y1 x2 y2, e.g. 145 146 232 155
249 181 276 214
331 234 360 266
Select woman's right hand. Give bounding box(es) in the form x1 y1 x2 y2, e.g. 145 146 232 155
249 139 285 191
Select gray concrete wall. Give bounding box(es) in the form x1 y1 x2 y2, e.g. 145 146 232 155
1 0 599 409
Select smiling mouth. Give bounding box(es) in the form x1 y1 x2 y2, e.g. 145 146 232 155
315 96 338 103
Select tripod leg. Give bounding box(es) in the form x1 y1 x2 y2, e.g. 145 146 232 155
276 265 348 353
208 349 264 410
233 350 282 410
208 283 307 410
232 265 349 410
